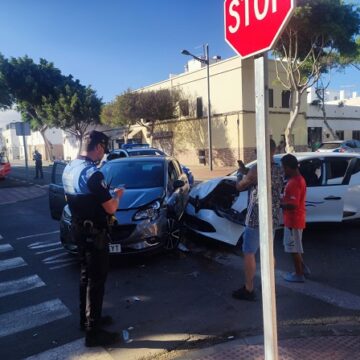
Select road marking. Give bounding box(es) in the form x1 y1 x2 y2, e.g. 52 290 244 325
0 275 45 298
0 257 27 272
17 230 60 240
0 299 71 338
28 241 61 250
42 252 69 262
214 254 360 311
0 244 13 253
24 338 113 360
35 247 63 255
50 261 78 270
275 269 360 311
44 258 75 265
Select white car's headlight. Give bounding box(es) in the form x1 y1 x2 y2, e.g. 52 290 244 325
133 201 161 221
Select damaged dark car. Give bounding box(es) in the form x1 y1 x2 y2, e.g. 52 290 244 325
49 156 190 255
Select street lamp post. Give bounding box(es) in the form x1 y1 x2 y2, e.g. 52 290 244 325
181 44 213 171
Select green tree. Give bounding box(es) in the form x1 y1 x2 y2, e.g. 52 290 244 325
0 55 64 158
101 90 138 143
103 89 181 145
0 55 12 109
274 0 360 152
44 77 103 153
135 89 181 145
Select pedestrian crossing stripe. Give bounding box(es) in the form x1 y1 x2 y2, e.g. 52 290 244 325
24 338 113 360
0 244 13 253
0 299 71 338
0 275 45 298
0 257 27 272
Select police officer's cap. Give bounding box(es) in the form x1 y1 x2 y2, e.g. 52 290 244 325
83 130 110 153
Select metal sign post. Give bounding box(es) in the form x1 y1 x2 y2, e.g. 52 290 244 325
22 133 29 180
255 53 278 360
15 122 31 180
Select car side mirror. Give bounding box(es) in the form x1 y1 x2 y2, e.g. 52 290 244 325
173 179 185 189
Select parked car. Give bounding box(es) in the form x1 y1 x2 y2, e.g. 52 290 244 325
49 156 190 255
106 144 194 186
0 153 11 179
316 140 360 153
184 152 360 246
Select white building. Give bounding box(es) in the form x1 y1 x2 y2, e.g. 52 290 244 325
307 88 360 149
0 109 64 161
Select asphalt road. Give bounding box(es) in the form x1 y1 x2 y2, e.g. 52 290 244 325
0 190 360 359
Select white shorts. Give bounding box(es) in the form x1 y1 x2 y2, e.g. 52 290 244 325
283 228 303 254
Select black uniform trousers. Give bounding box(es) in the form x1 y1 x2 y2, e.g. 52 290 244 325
35 160 43 178
73 225 110 331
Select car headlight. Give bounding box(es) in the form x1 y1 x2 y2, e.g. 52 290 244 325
133 201 161 221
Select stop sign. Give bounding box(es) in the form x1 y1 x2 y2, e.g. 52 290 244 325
224 0 295 58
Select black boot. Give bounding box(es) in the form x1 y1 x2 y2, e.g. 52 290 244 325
85 328 120 347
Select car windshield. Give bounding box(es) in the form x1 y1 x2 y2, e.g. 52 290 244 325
319 142 341 150
101 160 164 189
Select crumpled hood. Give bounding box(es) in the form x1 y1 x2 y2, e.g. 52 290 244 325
190 176 236 200
118 188 164 209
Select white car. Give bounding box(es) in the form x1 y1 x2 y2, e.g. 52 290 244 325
184 153 360 246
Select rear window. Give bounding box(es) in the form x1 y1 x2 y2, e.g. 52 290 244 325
319 143 341 150
102 160 164 189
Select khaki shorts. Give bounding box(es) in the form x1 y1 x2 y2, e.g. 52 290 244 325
283 228 303 254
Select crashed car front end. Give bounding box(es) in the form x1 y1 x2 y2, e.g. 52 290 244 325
184 176 247 246
60 201 170 255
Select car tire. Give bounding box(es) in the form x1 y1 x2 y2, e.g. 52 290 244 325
163 218 182 251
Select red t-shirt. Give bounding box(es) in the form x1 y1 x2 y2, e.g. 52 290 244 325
283 174 306 229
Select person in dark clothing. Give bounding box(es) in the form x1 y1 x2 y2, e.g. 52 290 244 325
62 130 124 347
33 150 43 179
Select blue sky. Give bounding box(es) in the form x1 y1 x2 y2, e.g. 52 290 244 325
0 0 359 103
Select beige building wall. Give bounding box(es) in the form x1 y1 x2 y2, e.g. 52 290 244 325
135 55 307 166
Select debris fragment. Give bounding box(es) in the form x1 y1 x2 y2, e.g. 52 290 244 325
178 243 190 252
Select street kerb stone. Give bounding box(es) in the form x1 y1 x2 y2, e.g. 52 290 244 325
196 335 360 360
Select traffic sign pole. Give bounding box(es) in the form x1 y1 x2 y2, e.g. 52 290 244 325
255 53 278 360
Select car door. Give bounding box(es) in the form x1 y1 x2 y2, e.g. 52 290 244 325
301 157 351 222
49 161 67 220
166 160 187 220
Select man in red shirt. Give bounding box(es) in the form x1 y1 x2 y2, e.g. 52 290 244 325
280 154 308 282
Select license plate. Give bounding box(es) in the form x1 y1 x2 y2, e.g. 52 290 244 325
109 244 122 253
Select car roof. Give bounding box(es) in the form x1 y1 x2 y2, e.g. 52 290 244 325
104 155 171 164
274 152 360 161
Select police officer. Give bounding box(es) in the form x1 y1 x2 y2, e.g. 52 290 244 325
62 130 124 347
33 149 43 179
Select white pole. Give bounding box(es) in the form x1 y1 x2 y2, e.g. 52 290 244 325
254 53 279 360
205 44 213 171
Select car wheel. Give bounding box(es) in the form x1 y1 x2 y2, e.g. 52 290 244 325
164 218 182 251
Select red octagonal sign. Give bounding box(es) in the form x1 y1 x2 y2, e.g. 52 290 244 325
224 0 295 59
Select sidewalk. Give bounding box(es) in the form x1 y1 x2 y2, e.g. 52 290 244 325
189 165 236 182
0 183 48 205
170 333 360 359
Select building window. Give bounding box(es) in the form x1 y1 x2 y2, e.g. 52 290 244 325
268 88 274 108
336 131 344 140
281 90 291 108
196 97 203 118
179 100 189 117
308 127 322 151
352 130 360 140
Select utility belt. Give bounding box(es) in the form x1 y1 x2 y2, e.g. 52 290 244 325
72 218 109 250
